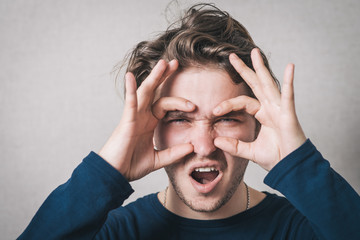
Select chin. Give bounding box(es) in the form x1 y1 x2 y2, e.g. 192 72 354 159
182 195 233 213
164 150 249 215
166 167 244 214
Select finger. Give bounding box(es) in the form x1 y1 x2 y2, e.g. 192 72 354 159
153 143 194 170
152 97 195 120
279 63 306 155
229 53 260 96
139 59 178 97
122 72 138 123
251 49 273 82
281 63 295 113
214 137 253 160
161 59 179 83
213 95 260 116
251 48 280 99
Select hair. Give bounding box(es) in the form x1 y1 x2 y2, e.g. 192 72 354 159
118 3 279 95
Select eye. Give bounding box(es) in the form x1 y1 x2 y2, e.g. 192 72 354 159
167 118 189 124
215 118 243 126
217 118 239 123
219 118 236 122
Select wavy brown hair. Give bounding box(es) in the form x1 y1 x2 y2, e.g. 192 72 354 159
120 3 279 95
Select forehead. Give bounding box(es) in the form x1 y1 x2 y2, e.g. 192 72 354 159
159 67 248 111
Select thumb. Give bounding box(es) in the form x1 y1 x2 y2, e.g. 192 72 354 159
153 143 194 170
214 137 253 160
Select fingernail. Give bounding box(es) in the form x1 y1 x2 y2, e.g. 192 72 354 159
213 106 221 114
168 59 175 66
186 101 194 108
169 59 178 66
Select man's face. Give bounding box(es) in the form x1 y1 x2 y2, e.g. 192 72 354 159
154 67 256 213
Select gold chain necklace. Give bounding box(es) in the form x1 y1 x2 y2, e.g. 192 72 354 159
244 182 250 210
163 186 168 207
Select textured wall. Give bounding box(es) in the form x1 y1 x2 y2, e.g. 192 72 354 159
1 0 359 239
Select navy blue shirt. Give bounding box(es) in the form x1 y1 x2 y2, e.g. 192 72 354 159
18 140 360 239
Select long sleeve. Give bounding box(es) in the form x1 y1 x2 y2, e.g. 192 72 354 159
264 139 360 240
18 152 134 240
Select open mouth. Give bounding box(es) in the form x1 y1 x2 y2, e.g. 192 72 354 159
191 167 220 184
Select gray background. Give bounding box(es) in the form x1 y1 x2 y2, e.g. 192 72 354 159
1 0 359 239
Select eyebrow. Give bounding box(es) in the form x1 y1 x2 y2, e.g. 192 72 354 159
164 111 193 119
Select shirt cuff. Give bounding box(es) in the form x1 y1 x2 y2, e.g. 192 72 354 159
264 139 317 188
83 151 134 199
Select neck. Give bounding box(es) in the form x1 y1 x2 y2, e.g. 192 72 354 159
163 181 250 220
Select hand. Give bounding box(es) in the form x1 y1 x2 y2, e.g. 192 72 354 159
99 59 194 181
213 48 306 171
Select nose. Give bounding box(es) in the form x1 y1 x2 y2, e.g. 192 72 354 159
190 124 216 157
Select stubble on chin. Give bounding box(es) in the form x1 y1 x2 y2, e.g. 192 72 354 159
164 158 249 213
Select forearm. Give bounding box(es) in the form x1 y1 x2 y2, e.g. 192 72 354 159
18 152 134 240
264 139 360 240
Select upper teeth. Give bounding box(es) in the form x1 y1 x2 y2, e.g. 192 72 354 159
194 167 216 172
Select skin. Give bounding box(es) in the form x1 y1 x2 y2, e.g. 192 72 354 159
98 48 307 220
154 67 259 219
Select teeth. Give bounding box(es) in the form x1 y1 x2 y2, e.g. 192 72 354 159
194 167 217 172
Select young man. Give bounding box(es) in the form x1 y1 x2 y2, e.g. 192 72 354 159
19 4 360 240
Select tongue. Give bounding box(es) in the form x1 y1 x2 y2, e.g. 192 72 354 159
192 171 218 184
